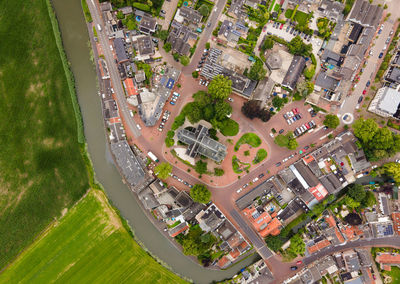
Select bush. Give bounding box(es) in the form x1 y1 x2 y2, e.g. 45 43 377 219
163 42 172 52
171 113 185 130
219 119 239 136
234 133 261 151
253 149 268 164
132 2 151 12
180 55 190 66
190 184 211 203
214 168 224 176
192 71 199 78
165 137 174 147
244 150 250 156
205 42 210 49
195 160 208 174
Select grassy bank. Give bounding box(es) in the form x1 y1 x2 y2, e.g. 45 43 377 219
0 190 188 284
0 0 89 268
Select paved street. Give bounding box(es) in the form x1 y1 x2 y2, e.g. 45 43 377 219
87 0 141 138
338 6 400 122
304 236 400 265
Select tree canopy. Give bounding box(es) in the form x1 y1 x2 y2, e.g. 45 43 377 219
248 60 267 81
262 36 274 50
288 36 312 56
275 131 298 150
214 101 232 120
241 100 271 122
208 75 232 100
180 55 190 66
383 162 400 183
195 160 208 175
198 4 209 17
154 162 172 179
288 234 305 256
353 118 400 161
323 114 340 129
347 184 366 203
190 184 211 203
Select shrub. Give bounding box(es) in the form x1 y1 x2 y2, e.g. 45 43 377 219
214 168 224 176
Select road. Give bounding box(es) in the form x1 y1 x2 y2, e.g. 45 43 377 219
182 0 227 76
87 0 141 138
338 8 399 122
304 236 400 265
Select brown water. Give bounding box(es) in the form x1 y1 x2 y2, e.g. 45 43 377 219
51 0 258 282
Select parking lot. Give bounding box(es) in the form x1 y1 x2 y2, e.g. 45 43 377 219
256 21 323 58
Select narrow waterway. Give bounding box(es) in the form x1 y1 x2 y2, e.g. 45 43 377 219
51 0 258 282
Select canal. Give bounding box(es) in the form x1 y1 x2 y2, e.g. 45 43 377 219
51 0 258 282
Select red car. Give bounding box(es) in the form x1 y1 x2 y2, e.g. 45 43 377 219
263 26 267 32
296 260 302 265
280 23 284 29
362 89 367 95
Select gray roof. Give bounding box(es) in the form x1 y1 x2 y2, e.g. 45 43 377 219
135 70 146 83
321 49 341 66
282 56 306 90
318 0 344 22
177 124 227 162
182 202 206 221
236 180 278 210
294 161 319 188
138 186 160 209
119 6 133 15
139 15 157 34
114 38 129 63
110 141 145 187
344 251 361 272
266 52 282 70
136 35 154 56
100 2 112 12
347 0 383 29
386 67 400 84
315 71 340 91
198 205 225 232
175 191 193 208
252 77 275 105
179 6 203 24
167 21 197 56
349 149 371 173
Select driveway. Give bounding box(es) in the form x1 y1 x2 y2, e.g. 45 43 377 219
157 0 179 30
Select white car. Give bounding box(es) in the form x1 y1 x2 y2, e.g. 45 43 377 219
236 188 243 194
252 177 259 183
287 119 292 125
136 124 141 130
228 97 234 102
178 178 183 182
110 45 113 51
270 133 275 138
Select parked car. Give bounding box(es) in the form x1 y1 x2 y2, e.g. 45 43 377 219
237 188 243 194
366 80 370 87
379 52 384 59
252 177 259 183
296 260 303 265
228 97 234 102
275 162 281 167
358 96 363 103
286 26 290 32
290 266 298 271
283 113 288 119
280 23 284 29
287 119 292 125
170 101 175 105
362 89 367 95
304 146 310 150
258 173 265 178
279 129 284 134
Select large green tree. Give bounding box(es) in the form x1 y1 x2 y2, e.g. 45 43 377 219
214 101 232 120
323 114 340 129
248 60 267 81
288 234 305 256
208 75 232 100
190 184 211 203
198 4 209 17
383 162 400 183
262 36 274 50
288 36 312 56
265 235 283 252
154 162 172 179
195 160 208 174
347 184 366 203
353 118 379 144
180 55 190 66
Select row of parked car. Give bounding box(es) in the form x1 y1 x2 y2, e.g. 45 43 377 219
284 108 302 125
271 21 312 41
170 173 193 188
308 108 317 117
158 110 171 132
236 172 266 193
293 120 316 137
169 91 180 105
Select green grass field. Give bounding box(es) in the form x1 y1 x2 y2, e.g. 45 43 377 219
234 133 261 151
0 0 89 267
0 190 188 284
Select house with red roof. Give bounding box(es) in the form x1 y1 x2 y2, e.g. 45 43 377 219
123 78 138 96
242 206 282 238
375 253 400 271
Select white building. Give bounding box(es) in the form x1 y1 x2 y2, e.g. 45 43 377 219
368 87 400 119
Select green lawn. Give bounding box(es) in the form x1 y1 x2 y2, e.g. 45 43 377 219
253 149 268 164
294 10 310 26
232 155 251 174
234 133 262 151
384 266 400 283
220 118 239 136
0 190 187 284
0 0 89 267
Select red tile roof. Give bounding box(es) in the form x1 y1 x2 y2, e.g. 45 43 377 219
123 78 138 96
242 206 281 238
217 256 230 268
229 248 240 260
325 215 336 228
335 227 345 243
170 224 189 237
239 241 249 251
392 212 400 235
376 253 400 265
302 155 315 164
383 264 392 271
309 184 328 201
307 239 331 254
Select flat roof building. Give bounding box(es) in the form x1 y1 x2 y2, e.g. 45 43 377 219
347 0 383 29
368 87 400 119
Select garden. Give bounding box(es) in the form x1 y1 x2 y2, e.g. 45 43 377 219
234 133 262 151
